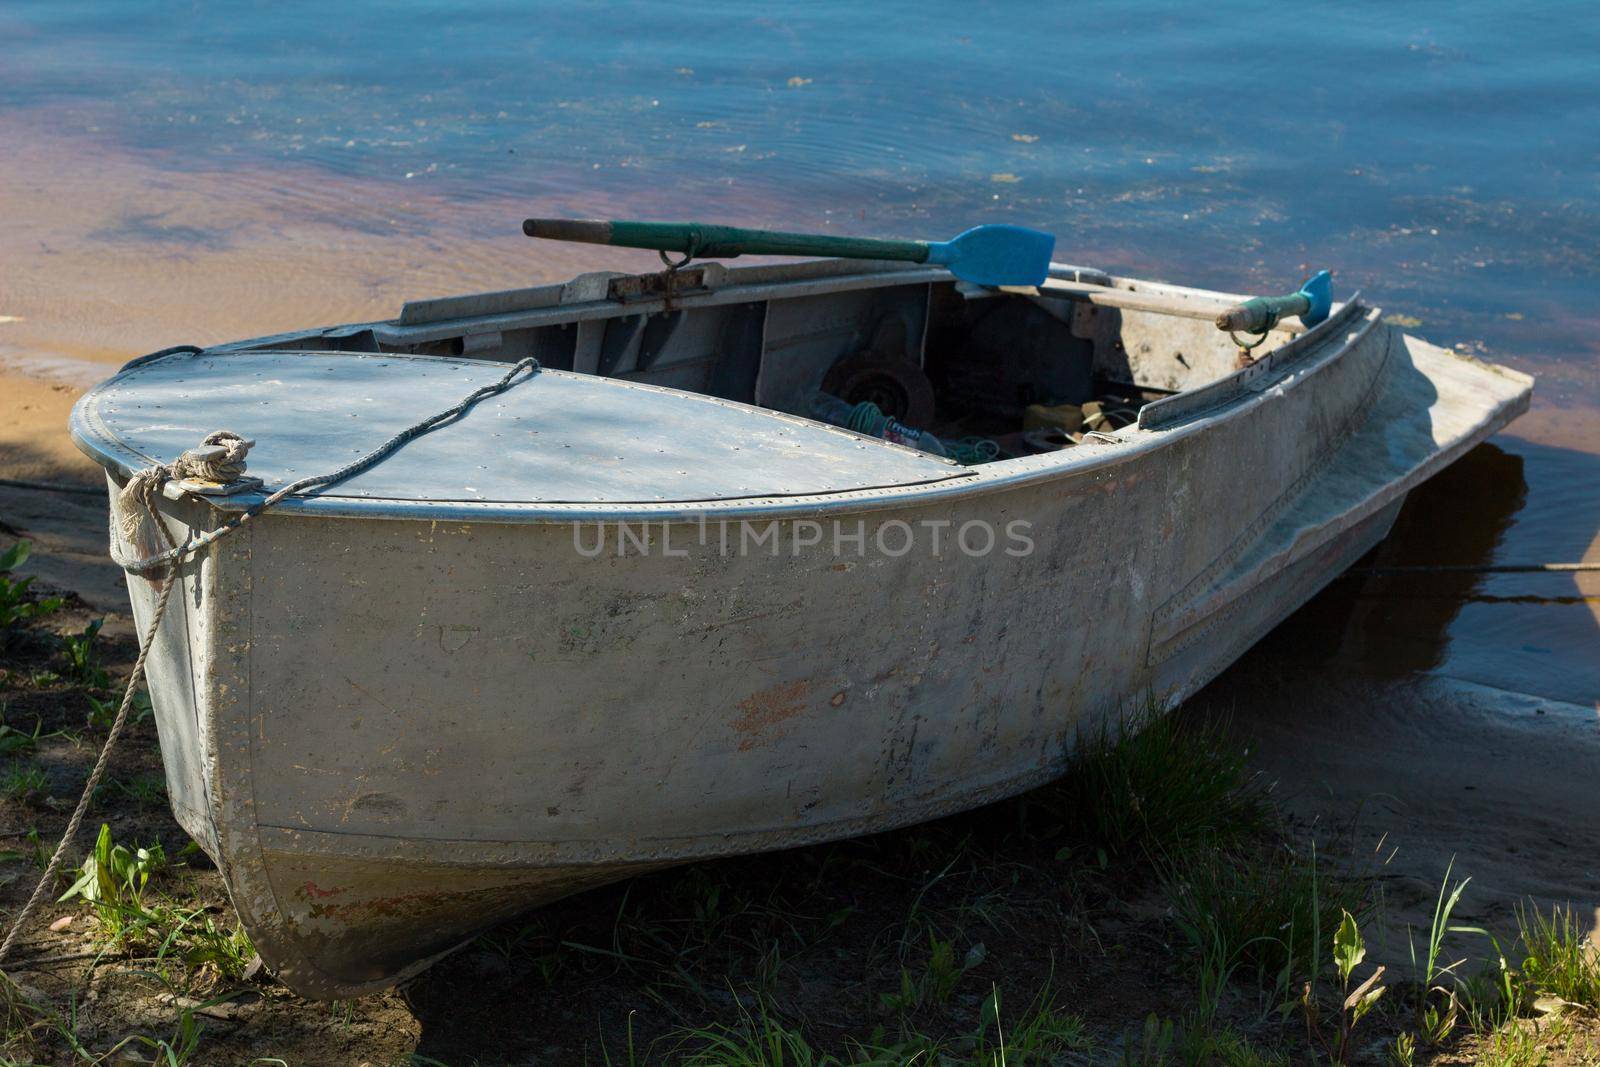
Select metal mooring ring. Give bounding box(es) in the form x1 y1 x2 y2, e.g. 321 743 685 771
1229 329 1271 352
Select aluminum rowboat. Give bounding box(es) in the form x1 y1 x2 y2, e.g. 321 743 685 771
69 257 1531 997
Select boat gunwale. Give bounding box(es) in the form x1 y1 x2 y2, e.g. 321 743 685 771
374 260 957 345
1134 292 1366 429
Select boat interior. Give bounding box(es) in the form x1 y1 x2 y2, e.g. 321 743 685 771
243 259 1311 466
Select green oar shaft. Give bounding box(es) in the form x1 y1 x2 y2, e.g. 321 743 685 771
523 219 930 263
1214 292 1312 334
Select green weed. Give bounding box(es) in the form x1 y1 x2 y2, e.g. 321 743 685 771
1302 910 1387 1065
57 824 255 983
1410 858 1472 993
58 619 108 689
137 905 260 986
474 921 566 986
0 541 64 649
21 828 49 871
1119 1013 1178 1066
1407 859 1477 1045
60 822 164 917
102 773 168 806
99 998 238 1067
86 688 152 731
0 765 48 801
878 931 984 1015
0 712 47 758
1461 931 1524 1034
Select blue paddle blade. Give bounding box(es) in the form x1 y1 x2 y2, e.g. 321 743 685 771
1298 269 1333 327
924 224 1056 286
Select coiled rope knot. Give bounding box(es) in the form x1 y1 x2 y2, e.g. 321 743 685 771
115 430 253 558
175 430 253 483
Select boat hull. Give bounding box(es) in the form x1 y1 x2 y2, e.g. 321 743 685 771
98 310 1529 997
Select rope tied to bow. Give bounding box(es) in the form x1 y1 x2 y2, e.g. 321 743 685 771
0 352 541 971
115 430 253 552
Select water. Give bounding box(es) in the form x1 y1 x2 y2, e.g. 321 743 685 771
1 0 1596 705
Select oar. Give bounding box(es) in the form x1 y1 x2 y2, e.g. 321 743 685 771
1214 270 1334 333
522 218 1057 287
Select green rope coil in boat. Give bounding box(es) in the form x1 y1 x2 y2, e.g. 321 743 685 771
845 400 887 435
844 401 998 466
947 437 1002 465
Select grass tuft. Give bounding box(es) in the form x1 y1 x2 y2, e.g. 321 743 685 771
0 972 50 1058
0 764 49 801
1035 703 1269 866
1516 903 1600 1010
660 982 1093 1066
1163 838 1369 1015
1115 1013 1287 1067
56 824 256 986
1475 1018 1568 1067
970 982 1093 1065
667 997 838 1067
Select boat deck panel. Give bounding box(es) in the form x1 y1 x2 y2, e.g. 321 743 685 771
73 349 970 506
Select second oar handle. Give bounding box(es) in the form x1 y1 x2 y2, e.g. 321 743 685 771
523 219 930 264
1214 292 1312 333
1216 270 1334 333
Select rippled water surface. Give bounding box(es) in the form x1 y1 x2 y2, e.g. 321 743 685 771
2 0 1596 703
5 4 1598 311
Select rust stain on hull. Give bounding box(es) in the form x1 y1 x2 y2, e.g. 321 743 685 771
732 678 811 751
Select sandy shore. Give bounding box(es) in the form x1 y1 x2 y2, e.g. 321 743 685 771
1192 657 1600 961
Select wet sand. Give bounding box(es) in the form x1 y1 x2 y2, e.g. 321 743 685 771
2 115 1597 964
1197 435 1600 955
0 111 663 485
